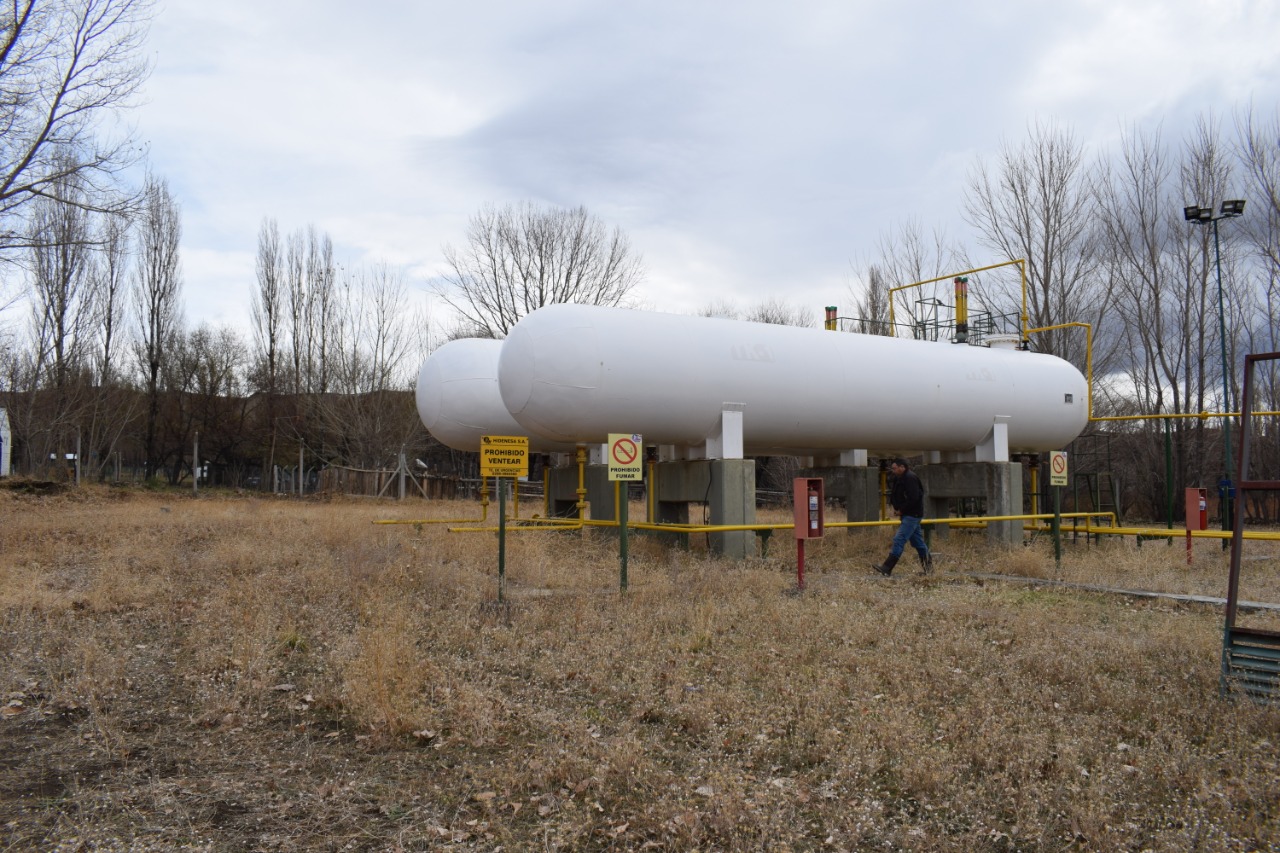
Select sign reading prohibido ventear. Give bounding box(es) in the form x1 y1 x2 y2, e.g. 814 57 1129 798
479 435 529 478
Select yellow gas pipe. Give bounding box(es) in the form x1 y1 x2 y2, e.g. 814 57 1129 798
647 457 657 522
575 445 588 521
1029 461 1039 516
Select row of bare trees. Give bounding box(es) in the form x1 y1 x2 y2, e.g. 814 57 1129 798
0 1 444 486
2 188 434 484
251 218 430 473
1 0 153 478
853 109 1280 520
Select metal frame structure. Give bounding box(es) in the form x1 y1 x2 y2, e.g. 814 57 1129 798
1221 351 1280 702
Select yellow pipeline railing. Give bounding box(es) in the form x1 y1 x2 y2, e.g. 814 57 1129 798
1025 321 1280 423
444 510 1280 545
1026 321 1093 418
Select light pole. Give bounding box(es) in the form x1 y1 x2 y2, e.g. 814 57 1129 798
1184 199 1246 544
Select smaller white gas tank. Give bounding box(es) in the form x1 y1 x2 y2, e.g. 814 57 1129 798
415 338 575 453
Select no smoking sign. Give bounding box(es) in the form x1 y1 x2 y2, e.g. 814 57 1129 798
1049 450 1068 487
608 433 643 481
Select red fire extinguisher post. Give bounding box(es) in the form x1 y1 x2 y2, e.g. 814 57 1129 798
792 478 825 591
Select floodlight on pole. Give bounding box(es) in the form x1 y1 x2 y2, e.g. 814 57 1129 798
1184 198 1246 545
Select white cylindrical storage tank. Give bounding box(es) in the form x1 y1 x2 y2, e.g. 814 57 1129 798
416 338 575 453
498 304 1088 456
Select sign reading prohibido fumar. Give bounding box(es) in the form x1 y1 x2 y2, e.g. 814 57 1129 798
480 435 529 478
1049 450 1068 487
607 433 643 481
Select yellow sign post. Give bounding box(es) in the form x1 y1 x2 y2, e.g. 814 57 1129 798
480 435 528 603
607 433 642 592
480 435 528 478
1049 450 1068 569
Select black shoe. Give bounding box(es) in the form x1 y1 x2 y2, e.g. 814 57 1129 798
872 554 899 577
918 551 933 575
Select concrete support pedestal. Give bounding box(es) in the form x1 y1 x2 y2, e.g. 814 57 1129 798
653 459 757 559
545 465 613 519
919 461 1023 546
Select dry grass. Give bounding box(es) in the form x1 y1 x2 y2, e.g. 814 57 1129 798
1 485 1279 851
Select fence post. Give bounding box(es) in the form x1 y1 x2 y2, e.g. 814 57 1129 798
398 449 406 501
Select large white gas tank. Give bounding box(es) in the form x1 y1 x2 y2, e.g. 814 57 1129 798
416 338 575 452
497 304 1088 455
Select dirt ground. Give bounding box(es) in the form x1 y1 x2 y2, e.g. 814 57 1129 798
3 485 1279 851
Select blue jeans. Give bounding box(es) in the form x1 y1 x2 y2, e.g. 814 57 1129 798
890 515 927 558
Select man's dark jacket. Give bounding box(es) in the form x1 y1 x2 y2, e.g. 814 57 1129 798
890 469 925 518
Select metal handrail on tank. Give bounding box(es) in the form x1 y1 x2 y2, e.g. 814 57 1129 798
888 259 1029 343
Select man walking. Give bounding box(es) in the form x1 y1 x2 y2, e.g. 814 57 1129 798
872 457 932 577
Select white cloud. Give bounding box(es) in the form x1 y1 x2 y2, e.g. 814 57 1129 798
1020 0 1280 135
131 0 1280 343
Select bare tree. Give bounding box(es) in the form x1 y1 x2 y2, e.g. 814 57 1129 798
285 228 307 393
863 218 966 339
1093 127 1181 411
281 224 336 393
439 201 643 338
81 206 135 480
317 263 420 468
306 226 335 393
160 323 248 484
0 0 152 261
743 299 814 327
964 122 1108 366
333 263 413 394
18 170 94 473
698 298 813 327
1235 105 1280 361
132 174 182 479
1234 105 1280 507
92 208 128 386
848 264 892 335
1236 106 1280 284
1093 124 1220 514
697 298 741 321
28 171 94 397
251 217 283 395
1180 116 1248 413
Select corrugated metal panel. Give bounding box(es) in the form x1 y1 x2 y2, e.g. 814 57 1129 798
1223 627 1280 703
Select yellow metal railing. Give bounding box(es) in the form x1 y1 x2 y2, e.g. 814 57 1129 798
888 259 1027 341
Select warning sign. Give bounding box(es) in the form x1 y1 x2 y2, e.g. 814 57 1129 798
607 433 643 481
1049 451 1068 487
480 435 529 478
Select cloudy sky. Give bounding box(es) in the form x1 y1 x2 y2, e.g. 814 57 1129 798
138 0 1280 338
